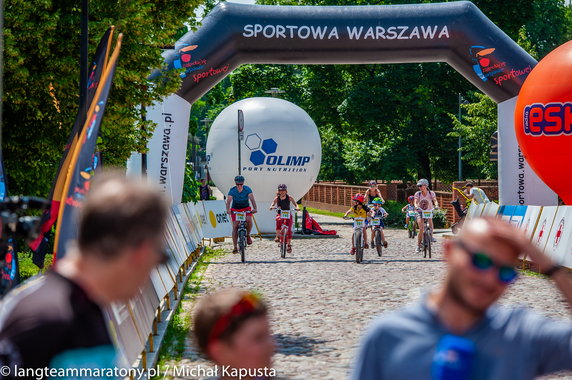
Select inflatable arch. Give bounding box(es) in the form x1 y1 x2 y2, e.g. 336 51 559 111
131 1 556 206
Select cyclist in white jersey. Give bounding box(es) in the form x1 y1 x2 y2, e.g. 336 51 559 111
414 178 439 252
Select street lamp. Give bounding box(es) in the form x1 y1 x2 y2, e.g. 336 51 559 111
458 93 469 181
265 87 285 97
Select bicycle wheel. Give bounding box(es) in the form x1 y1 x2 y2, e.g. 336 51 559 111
238 228 246 263
423 227 430 259
407 224 413 239
375 229 382 257
355 230 363 263
280 227 287 258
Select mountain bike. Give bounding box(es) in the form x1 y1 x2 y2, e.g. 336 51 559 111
233 210 252 263
371 216 385 257
420 210 433 259
406 210 417 239
273 208 293 258
345 216 366 263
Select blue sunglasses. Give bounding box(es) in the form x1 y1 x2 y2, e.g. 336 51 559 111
455 240 518 284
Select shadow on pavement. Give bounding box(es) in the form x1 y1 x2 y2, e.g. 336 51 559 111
273 333 327 356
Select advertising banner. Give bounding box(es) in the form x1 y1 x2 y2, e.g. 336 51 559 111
544 206 572 266
196 200 233 238
531 206 559 252
497 97 557 206
145 94 192 203
481 202 499 217
498 205 515 222
521 206 542 239
465 202 480 220
509 205 528 227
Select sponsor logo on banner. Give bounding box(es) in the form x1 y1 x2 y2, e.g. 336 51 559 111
197 201 232 238
243 133 314 173
242 24 450 40
470 45 531 86
523 102 572 136
536 219 547 246
554 218 565 249
172 44 210 78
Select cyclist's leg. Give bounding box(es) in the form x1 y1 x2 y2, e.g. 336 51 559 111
417 216 423 247
246 215 253 236
363 226 368 247
429 217 435 239
232 221 239 250
405 215 409 228
275 216 281 242
286 217 293 245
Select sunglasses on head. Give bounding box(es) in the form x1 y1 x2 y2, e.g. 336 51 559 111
455 240 518 284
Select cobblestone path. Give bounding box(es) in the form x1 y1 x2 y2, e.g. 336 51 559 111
170 214 571 380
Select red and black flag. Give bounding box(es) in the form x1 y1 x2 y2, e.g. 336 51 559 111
29 27 114 268
54 34 123 260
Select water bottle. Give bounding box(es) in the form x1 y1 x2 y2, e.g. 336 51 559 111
431 334 475 380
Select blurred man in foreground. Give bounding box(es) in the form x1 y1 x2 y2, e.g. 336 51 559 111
352 217 572 380
0 171 169 376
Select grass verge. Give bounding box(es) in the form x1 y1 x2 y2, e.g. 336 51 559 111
156 246 226 363
305 207 345 218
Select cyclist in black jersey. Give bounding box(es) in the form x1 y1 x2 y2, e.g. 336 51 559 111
269 184 299 253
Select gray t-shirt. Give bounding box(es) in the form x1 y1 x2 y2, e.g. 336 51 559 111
351 295 572 380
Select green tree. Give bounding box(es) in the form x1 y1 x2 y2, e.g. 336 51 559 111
3 0 201 197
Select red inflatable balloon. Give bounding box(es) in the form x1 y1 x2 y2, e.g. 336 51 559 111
515 40 572 204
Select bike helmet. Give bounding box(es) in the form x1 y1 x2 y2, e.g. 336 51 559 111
417 178 429 187
352 193 365 203
369 180 377 186
277 184 287 190
372 197 384 205
234 175 245 184
408 195 415 202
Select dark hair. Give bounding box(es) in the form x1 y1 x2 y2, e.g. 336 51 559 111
77 171 169 260
192 289 268 358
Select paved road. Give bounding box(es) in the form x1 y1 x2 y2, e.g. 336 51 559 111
171 214 571 379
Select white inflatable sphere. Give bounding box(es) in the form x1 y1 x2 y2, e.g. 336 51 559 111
206 97 321 202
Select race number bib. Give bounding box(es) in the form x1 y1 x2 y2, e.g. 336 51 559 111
354 218 365 228
371 218 381 226
422 210 433 219
235 212 246 222
280 210 291 219
407 211 417 217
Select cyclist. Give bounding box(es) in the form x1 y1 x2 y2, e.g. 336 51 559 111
414 178 439 252
369 197 389 248
269 184 299 253
401 195 416 228
364 180 385 205
343 194 370 255
226 175 258 254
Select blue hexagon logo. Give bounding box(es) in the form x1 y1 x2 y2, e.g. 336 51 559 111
250 150 265 166
261 139 277 155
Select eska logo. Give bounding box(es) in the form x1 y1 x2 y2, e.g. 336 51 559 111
523 102 572 136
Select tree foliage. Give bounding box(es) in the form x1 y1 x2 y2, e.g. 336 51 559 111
3 0 201 196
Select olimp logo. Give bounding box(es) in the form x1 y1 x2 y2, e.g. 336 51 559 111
244 133 312 172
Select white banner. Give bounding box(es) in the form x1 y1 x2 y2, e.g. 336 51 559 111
497 97 557 206
127 94 192 203
195 200 233 238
